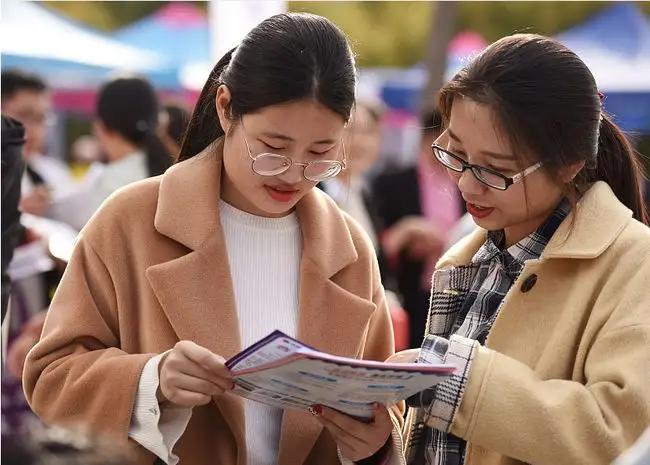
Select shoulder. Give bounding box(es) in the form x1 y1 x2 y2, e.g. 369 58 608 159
80 176 162 247
605 216 650 269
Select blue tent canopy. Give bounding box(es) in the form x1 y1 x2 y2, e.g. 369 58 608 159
556 3 650 132
112 3 211 89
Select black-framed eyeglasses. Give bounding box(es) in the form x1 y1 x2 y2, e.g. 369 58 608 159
431 144 543 191
241 122 346 182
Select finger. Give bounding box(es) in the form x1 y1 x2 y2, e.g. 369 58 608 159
166 354 233 390
318 414 366 453
177 341 231 376
169 372 224 396
178 363 233 391
319 407 370 444
166 389 212 407
385 349 420 364
372 404 393 429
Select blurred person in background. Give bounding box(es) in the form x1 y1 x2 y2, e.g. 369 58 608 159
320 100 396 286
3 76 174 401
1 70 74 216
396 33 650 465
319 100 407 348
158 102 190 157
24 13 405 465
2 115 26 356
2 426 136 465
373 108 464 348
69 135 102 180
49 75 173 231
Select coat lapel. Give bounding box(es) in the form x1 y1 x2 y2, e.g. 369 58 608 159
145 145 246 461
145 143 378 465
277 190 377 465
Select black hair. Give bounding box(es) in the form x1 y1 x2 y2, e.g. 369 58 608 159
439 33 648 225
96 76 172 177
178 13 356 162
1 69 48 101
162 103 190 144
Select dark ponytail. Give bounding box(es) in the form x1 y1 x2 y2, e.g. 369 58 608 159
177 13 356 163
142 130 173 177
590 114 648 224
96 75 173 177
177 48 235 162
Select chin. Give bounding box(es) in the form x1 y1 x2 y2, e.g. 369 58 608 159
470 214 504 232
255 196 301 218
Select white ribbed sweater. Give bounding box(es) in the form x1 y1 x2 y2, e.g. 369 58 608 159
129 200 302 465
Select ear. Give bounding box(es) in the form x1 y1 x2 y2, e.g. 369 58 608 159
562 160 586 183
215 85 232 133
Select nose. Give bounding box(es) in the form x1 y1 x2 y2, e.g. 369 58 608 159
277 163 304 185
456 168 487 197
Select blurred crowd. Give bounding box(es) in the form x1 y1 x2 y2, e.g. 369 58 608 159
2 18 650 460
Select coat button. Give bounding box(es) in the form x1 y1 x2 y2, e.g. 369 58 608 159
520 274 538 293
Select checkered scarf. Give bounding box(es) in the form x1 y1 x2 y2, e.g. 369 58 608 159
406 200 570 465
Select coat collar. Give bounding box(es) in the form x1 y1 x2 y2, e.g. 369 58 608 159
439 181 633 268
153 141 358 278
147 142 374 464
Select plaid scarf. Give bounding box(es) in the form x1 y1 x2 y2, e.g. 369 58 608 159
406 200 570 465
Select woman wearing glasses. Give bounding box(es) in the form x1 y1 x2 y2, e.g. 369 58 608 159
396 34 650 465
23 13 404 465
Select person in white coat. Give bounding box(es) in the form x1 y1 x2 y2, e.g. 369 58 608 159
49 76 173 231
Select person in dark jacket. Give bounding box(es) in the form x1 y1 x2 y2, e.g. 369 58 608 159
1 115 26 323
372 108 465 348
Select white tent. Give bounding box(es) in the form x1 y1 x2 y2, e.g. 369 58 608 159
0 0 176 89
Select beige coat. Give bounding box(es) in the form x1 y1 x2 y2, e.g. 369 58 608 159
24 146 405 465
404 182 650 465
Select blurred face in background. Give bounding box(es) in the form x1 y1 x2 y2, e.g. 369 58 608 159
2 89 53 157
344 104 383 178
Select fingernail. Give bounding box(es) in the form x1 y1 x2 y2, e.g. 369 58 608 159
309 405 322 416
373 403 381 410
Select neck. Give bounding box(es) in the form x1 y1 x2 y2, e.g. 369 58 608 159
503 207 556 248
104 138 140 163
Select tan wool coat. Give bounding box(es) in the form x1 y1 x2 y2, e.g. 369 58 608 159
404 182 650 465
24 146 405 465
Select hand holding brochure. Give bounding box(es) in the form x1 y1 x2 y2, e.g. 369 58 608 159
225 330 456 420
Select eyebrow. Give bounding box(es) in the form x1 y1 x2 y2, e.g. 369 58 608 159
261 132 335 145
447 128 514 161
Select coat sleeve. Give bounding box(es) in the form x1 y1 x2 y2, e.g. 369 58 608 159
23 233 156 443
451 266 650 465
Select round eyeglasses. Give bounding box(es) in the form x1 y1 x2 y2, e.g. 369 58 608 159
241 125 346 182
431 144 542 191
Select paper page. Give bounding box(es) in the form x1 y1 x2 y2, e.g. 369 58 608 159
232 356 453 420
227 331 315 372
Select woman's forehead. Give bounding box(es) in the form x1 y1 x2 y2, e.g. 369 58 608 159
244 100 346 143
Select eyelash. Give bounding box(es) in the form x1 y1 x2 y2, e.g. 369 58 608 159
451 147 510 173
262 141 330 156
